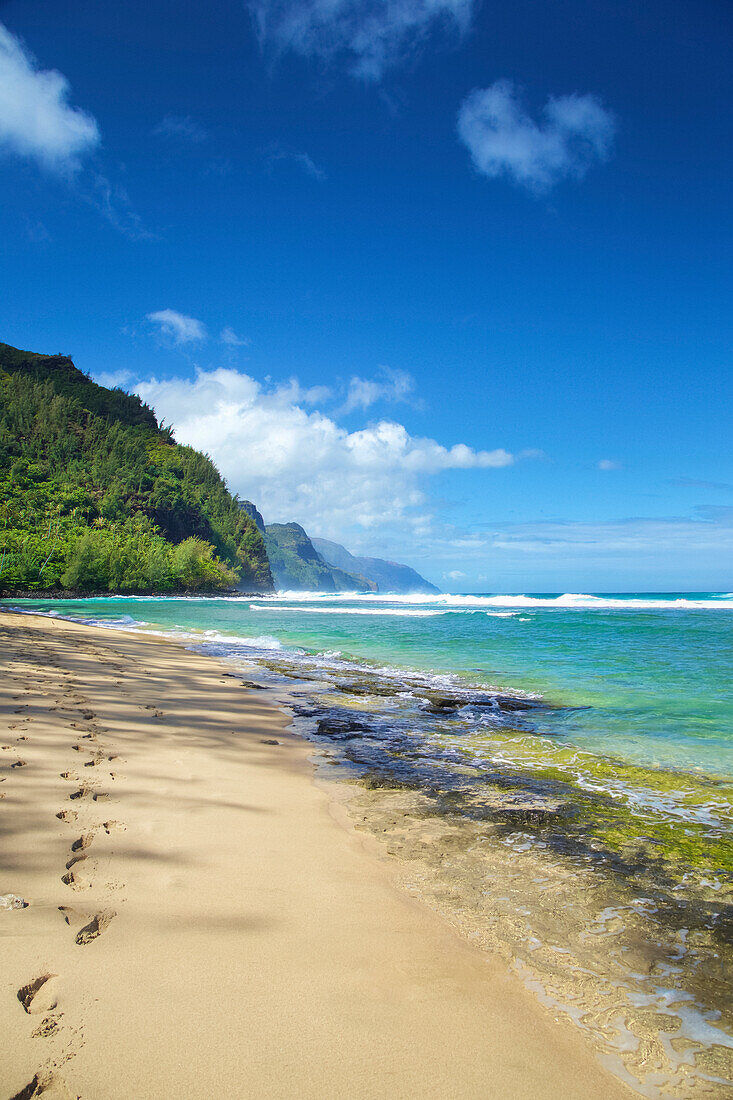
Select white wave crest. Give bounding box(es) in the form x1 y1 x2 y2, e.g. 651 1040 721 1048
258 591 733 611
251 605 445 617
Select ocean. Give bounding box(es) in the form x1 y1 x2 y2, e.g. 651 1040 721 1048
8 591 733 1096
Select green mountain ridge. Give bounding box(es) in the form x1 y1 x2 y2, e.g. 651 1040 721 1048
263 522 376 593
0 340 441 599
0 342 273 595
239 500 438 595
311 537 440 595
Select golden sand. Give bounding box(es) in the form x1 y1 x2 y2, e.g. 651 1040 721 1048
0 610 633 1098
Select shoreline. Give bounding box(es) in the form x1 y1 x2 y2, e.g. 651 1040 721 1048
0 609 634 1099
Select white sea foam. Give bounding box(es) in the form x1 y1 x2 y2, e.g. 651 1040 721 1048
251 605 447 617
256 591 733 611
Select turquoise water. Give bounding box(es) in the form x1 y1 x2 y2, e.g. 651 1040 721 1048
12 590 733 777
7 591 733 1092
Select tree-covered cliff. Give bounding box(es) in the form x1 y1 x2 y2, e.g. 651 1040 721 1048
0 342 273 594
263 522 375 592
311 537 439 595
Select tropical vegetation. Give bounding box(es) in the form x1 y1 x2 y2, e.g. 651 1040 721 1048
0 342 273 594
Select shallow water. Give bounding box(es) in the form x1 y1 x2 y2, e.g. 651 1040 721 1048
7 591 733 1096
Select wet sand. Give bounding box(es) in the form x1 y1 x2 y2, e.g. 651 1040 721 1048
0 609 634 1099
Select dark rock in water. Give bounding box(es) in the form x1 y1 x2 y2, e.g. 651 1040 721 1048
422 694 462 714
360 771 420 791
420 690 539 715
289 703 321 719
492 694 539 712
334 679 402 699
491 800 568 827
317 716 375 741
445 789 572 827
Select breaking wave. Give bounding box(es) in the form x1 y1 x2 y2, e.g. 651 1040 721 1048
261 591 733 611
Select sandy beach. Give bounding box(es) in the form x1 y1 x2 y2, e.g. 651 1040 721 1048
0 609 633 1099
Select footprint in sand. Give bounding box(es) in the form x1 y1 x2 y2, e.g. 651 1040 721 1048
61 854 95 890
9 1069 66 1100
55 810 77 823
83 754 119 768
11 760 27 768
70 721 107 735
70 833 95 853
31 1015 61 1039
69 787 109 803
17 974 59 1015
61 868 85 890
75 909 116 945
58 905 83 926
142 704 165 719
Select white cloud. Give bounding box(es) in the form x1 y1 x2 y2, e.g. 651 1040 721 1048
444 569 466 580
457 80 614 193
220 326 250 347
146 309 208 345
486 513 733 558
91 172 151 240
94 369 133 389
133 366 516 533
249 0 474 80
0 23 100 173
362 509 733 592
265 145 326 179
342 367 414 413
598 458 622 471
153 115 208 143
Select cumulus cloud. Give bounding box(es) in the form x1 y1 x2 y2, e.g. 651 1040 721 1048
598 458 622 471
249 0 474 80
0 23 100 173
457 80 614 193
342 367 414 413
133 366 516 533
153 115 208 143
146 309 208 345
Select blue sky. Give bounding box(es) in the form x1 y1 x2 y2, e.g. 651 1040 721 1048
1 0 731 590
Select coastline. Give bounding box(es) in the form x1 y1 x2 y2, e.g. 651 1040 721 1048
0 609 633 1099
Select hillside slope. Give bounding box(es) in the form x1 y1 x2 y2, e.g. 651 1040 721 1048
0 342 273 594
311 538 439 595
264 523 375 592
